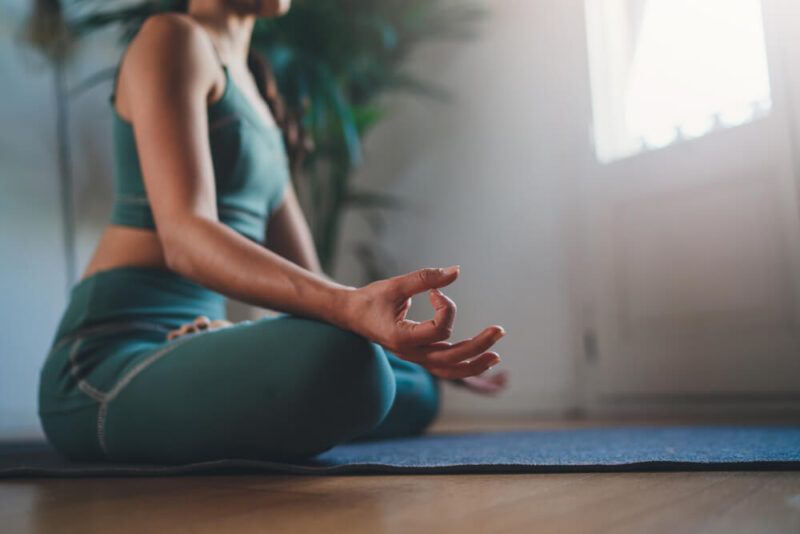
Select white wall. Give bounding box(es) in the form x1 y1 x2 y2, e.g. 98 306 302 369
336 0 800 418
1 3 67 438
0 2 120 438
336 0 591 417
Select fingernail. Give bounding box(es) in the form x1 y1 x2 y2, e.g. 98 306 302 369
492 326 506 341
443 265 460 275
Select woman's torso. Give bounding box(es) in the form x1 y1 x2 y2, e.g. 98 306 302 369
82 33 289 282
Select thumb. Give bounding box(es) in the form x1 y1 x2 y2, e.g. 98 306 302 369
396 265 460 297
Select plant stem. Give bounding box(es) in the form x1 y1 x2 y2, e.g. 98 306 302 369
54 54 77 293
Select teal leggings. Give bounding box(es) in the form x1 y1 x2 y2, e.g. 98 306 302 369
39 267 440 463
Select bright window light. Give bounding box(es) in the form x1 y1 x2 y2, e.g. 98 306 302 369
584 0 773 163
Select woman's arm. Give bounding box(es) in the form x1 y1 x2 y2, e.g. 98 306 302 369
122 14 504 379
123 15 345 323
265 183 325 276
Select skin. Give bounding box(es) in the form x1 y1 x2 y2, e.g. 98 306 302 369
82 0 508 389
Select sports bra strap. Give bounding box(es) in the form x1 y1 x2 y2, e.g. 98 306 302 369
192 21 227 70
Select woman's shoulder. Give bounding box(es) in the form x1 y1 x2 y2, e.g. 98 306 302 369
138 12 203 41
124 13 214 74
116 13 218 98
113 13 219 118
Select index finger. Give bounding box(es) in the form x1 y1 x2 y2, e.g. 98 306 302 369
393 289 457 346
395 266 460 298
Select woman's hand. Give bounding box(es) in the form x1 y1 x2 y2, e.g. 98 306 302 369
341 266 506 380
167 315 234 341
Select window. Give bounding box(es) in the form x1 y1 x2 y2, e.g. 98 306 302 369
584 0 773 163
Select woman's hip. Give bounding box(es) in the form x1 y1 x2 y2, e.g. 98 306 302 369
51 265 227 345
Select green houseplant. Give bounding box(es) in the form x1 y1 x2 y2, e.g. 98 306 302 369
25 0 481 284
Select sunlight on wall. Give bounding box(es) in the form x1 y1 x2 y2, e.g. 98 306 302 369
585 0 773 162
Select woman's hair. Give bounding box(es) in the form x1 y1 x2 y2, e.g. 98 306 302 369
246 50 312 173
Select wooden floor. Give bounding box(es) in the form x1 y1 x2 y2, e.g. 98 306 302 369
2 418 800 534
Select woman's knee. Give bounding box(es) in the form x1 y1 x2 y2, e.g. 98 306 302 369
359 356 441 440
229 319 398 459
309 326 397 434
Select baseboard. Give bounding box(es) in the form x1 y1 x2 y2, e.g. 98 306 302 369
584 392 800 419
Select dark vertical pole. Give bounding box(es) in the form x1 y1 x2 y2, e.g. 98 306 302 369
54 54 76 294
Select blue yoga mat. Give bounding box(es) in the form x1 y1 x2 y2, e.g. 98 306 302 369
2 426 799 477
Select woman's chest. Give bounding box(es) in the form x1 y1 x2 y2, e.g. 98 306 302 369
205 91 290 237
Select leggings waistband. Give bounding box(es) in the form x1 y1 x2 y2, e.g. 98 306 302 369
53 266 227 344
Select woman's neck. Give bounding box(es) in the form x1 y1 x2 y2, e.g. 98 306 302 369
187 1 255 68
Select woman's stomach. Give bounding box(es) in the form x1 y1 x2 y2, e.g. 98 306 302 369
81 224 169 281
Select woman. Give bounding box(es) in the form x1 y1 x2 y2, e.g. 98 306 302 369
39 0 507 464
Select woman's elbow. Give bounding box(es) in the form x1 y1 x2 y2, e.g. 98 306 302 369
162 239 191 275
163 246 190 275
157 220 195 275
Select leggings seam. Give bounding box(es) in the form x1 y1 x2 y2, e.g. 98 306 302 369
52 320 170 352
96 332 201 458
68 338 107 403
52 321 173 406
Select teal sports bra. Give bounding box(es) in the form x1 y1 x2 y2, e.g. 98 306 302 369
108 40 290 244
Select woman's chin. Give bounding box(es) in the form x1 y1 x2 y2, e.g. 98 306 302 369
259 0 291 18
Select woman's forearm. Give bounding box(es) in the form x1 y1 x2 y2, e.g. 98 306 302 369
163 216 505 381
163 215 354 326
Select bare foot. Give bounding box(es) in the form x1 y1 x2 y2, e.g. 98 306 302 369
451 369 509 396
